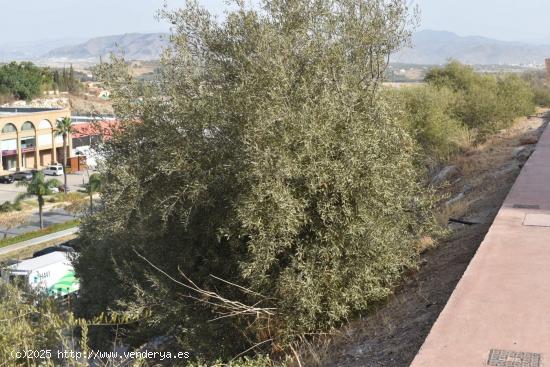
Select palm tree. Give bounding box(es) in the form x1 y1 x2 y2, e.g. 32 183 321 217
17 172 60 230
56 117 73 195
85 173 102 212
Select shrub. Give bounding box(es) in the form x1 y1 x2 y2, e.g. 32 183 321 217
522 71 550 107
496 74 536 126
533 86 550 107
390 85 471 162
425 61 535 138
0 200 22 213
75 0 439 362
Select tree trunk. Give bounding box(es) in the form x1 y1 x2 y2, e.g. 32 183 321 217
39 200 44 230
63 133 68 196
89 192 93 213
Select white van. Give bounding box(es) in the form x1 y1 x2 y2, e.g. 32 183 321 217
44 164 64 176
2 252 79 297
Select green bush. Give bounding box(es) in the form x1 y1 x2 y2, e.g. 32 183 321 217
390 85 471 162
496 74 536 126
0 62 53 100
0 200 22 213
533 86 550 107
522 71 550 107
74 0 439 362
47 191 86 203
424 61 535 139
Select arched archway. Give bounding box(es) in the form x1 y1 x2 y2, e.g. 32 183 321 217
38 119 52 129
21 121 36 131
1 123 18 171
1 123 17 134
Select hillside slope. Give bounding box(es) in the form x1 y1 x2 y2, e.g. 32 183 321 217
392 30 550 65
44 33 169 61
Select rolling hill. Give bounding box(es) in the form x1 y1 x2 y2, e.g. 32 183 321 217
43 33 169 61
392 30 550 65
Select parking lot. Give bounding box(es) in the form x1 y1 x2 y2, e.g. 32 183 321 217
0 170 93 203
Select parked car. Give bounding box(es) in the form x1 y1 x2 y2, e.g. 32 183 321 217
43 164 64 176
12 171 33 181
62 239 80 252
0 175 14 184
32 245 75 258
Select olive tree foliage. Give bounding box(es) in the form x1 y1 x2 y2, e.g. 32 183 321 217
0 282 146 367
425 61 535 138
388 85 471 164
76 0 438 360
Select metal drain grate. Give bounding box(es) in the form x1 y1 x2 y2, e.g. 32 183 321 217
523 214 550 227
513 204 540 210
487 349 541 367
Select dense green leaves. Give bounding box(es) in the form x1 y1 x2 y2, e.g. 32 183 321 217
390 61 537 166
0 62 53 100
0 62 82 101
389 85 470 162
424 61 535 138
75 0 437 362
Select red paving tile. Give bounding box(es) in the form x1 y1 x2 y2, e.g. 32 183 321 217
410 124 550 367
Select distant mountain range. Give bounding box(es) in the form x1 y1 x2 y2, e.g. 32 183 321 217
0 37 86 62
43 33 169 61
1 30 550 66
0 33 169 63
392 30 550 66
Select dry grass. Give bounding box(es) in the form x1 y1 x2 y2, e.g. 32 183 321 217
70 94 114 115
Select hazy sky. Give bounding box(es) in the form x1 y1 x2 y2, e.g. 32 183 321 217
0 0 224 45
413 0 550 44
1 0 549 45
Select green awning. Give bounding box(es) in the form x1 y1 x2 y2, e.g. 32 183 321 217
47 271 79 297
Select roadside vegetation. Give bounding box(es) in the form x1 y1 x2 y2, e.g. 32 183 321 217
522 70 550 107
0 219 79 248
75 0 440 364
389 61 537 165
74 6 550 367
16 172 60 229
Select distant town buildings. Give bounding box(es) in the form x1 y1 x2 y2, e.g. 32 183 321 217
0 108 70 172
0 108 117 173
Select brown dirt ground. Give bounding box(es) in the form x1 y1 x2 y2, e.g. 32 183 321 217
70 94 114 115
301 109 549 367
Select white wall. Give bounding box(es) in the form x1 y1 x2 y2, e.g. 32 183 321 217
1 139 16 151
38 134 53 147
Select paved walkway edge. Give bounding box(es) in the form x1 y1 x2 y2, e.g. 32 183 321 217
0 227 79 256
410 123 550 366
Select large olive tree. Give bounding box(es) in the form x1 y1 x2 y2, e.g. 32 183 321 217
75 0 437 361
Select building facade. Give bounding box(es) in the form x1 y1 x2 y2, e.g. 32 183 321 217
0 108 72 172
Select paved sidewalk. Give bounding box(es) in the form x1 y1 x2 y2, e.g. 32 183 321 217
0 227 79 256
411 124 550 366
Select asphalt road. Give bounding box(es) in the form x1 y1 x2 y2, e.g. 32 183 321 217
0 171 93 203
